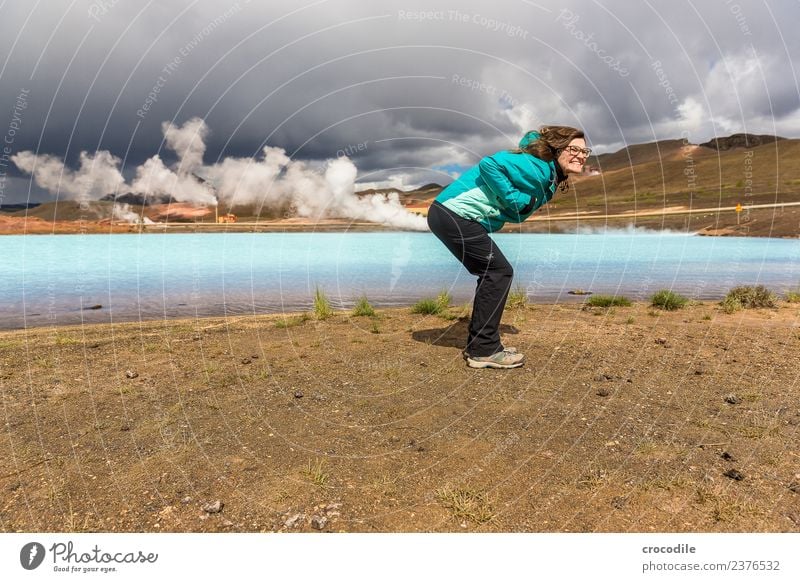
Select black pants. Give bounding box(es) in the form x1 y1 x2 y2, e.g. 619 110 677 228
427 201 513 357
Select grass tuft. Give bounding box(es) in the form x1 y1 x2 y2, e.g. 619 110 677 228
721 285 777 314
352 295 376 317
784 288 800 303
313 286 335 320
412 289 452 315
585 294 632 308
505 284 528 310
650 289 689 311
435 486 495 524
303 458 329 487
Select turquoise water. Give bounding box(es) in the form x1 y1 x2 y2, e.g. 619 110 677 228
1 231 799 328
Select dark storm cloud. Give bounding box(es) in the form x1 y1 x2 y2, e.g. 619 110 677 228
1 0 798 203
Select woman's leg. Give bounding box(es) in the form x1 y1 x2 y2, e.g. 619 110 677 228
427 202 514 357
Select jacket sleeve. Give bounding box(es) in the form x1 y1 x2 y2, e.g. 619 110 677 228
478 155 534 215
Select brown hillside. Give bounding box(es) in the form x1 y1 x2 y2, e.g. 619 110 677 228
12 200 120 221
565 139 800 216
589 139 688 172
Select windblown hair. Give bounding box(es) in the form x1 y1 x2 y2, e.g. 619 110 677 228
513 125 585 191
520 125 584 160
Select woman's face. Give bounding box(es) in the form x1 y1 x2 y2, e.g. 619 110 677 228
557 138 590 174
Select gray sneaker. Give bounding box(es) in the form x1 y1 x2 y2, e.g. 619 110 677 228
463 346 517 360
466 349 525 369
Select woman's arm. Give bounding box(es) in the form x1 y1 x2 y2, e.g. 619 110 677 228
478 155 535 215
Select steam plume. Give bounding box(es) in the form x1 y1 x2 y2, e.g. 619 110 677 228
12 118 427 230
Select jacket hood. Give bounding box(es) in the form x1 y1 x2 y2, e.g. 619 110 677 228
518 130 540 149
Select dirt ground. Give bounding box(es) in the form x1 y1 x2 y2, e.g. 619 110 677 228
1 301 799 533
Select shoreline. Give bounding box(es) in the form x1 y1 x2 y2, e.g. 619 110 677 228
2 288 794 332
2 202 799 238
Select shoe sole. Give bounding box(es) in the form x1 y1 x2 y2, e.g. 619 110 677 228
466 358 524 369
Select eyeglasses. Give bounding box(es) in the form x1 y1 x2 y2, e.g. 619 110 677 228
563 145 592 157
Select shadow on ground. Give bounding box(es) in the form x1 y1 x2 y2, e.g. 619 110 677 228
410 317 520 350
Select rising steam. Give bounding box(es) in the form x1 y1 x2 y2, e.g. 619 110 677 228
12 118 427 230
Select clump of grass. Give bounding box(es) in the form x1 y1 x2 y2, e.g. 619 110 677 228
785 288 800 303
370 320 381 334
702 314 713 321
303 458 329 487
313 286 335 320
436 289 452 310
577 469 608 490
505 284 528 310
275 313 310 328
411 298 442 315
435 486 495 524
625 316 635 324
352 295 376 317
411 289 452 315
585 294 632 308
650 289 689 311
721 285 777 314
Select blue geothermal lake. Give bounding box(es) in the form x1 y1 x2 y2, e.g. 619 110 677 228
2 231 799 328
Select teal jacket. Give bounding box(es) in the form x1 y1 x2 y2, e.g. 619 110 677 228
434 131 558 232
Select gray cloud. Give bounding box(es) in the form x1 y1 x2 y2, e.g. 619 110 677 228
1 0 798 203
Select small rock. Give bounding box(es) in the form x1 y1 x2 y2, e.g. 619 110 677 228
125 370 138 379
120 424 131 432
241 358 251 365
311 515 328 530
596 387 611 397
201 500 223 514
192 335 201 341
694 368 704 375
655 337 667 345
181 496 192 504
89 343 100 349
85 304 103 310
611 496 627 509
222 519 234 527
724 394 742 405
284 513 304 528
788 481 800 494
251 354 259 359
721 451 736 462
294 390 304 399
723 468 744 481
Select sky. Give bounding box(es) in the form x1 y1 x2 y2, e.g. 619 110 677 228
1 0 799 204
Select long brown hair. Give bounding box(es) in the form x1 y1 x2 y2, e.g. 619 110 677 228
519 125 584 160
514 125 585 191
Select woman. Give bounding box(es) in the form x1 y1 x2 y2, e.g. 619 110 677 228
427 126 589 369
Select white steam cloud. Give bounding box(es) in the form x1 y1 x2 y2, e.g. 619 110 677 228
12 150 125 203
12 117 427 230
112 203 154 224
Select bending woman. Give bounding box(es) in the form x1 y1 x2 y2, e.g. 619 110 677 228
427 126 589 369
